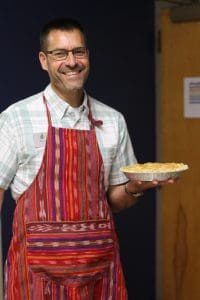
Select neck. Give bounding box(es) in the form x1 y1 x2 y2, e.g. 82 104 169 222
51 85 84 107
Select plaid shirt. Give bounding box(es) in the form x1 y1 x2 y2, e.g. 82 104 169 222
0 85 137 200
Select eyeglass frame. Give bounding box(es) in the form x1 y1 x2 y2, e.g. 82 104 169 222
44 46 88 61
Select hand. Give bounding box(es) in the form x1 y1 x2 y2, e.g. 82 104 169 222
126 177 178 193
107 178 178 213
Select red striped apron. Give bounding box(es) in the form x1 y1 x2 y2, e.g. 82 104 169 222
4 96 128 300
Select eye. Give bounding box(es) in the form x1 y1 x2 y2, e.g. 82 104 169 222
73 47 87 57
52 50 66 59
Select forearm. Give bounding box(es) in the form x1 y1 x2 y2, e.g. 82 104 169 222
107 182 142 213
107 178 176 213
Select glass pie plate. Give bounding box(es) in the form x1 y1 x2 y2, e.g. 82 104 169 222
120 162 189 181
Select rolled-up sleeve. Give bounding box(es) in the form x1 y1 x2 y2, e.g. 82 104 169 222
0 112 18 190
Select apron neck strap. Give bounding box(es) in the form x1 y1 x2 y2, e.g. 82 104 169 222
87 96 103 129
43 94 52 126
43 94 103 129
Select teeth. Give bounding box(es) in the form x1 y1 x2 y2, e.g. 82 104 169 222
67 72 79 75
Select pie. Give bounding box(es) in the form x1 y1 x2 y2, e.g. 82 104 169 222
120 162 188 173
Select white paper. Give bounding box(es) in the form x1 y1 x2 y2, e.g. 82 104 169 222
184 77 200 118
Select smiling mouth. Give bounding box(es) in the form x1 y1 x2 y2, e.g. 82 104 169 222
59 65 83 75
66 71 80 76
60 70 84 78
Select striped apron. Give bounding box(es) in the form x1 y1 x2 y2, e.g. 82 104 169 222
4 96 128 299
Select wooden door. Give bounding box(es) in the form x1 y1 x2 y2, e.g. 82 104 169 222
160 9 200 300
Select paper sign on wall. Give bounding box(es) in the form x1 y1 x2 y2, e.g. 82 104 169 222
184 77 200 118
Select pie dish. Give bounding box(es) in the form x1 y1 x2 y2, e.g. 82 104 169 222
120 162 189 181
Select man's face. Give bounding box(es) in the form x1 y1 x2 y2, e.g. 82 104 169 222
39 29 90 99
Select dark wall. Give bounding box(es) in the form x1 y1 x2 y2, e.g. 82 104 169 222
1 1 156 299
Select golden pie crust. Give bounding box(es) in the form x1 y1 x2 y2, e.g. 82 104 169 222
120 162 188 173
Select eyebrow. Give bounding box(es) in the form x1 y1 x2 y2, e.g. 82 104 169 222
47 46 86 51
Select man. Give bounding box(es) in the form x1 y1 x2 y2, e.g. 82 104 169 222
0 18 174 299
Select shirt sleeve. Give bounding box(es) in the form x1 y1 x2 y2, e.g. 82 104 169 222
108 112 137 186
0 111 18 190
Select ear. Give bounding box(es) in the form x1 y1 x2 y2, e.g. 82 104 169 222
39 51 48 71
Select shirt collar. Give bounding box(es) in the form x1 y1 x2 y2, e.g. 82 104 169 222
43 84 88 119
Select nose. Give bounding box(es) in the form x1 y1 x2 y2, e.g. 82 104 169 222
65 51 77 67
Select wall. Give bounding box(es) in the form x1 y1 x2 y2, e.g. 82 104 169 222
0 1 155 299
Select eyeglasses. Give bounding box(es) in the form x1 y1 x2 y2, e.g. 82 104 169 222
45 47 88 61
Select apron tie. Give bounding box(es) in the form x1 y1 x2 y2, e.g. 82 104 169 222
87 96 103 128
90 118 103 127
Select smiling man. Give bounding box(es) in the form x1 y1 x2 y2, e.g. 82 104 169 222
39 27 90 105
0 18 175 299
